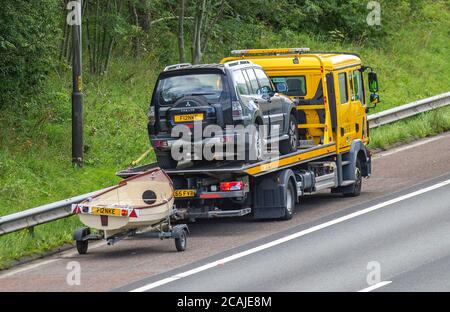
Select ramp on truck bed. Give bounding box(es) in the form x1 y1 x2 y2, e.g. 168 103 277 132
117 143 336 178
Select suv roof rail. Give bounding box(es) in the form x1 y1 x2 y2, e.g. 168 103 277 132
163 63 192 71
231 48 310 56
223 59 254 67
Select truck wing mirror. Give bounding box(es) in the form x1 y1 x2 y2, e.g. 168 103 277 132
368 71 379 93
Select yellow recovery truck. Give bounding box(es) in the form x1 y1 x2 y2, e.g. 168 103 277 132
118 48 380 221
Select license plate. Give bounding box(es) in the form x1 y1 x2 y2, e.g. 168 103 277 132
174 113 203 123
91 207 122 216
174 189 196 198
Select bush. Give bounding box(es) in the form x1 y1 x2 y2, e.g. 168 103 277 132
0 0 61 109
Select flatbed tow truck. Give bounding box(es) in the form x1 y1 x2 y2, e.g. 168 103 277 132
118 48 380 221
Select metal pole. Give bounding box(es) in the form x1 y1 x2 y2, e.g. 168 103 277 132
72 0 83 166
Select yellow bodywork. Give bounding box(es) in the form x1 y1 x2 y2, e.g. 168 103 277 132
221 49 370 155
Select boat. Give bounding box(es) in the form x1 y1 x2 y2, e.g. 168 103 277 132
72 168 175 239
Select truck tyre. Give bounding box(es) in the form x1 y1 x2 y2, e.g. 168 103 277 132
343 158 362 197
280 114 298 155
281 180 295 220
155 152 177 169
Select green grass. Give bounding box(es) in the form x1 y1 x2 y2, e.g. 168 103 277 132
369 106 450 150
0 2 449 269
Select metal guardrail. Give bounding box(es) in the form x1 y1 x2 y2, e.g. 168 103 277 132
0 187 113 236
0 92 449 236
368 92 450 128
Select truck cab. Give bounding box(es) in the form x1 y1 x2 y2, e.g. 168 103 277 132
221 48 380 153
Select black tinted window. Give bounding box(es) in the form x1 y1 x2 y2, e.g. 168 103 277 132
158 73 224 105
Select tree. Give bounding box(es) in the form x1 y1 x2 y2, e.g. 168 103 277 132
190 0 226 64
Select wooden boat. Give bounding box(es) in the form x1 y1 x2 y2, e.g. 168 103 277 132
72 168 174 238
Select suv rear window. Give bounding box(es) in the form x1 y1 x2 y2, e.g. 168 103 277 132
157 73 224 105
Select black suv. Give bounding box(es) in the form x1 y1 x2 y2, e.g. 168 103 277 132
147 60 298 168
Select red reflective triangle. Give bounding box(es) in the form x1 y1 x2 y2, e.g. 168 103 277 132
129 209 138 218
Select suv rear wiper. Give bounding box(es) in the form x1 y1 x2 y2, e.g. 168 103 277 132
186 92 217 96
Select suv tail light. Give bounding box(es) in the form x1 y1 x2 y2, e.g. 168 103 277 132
232 101 243 120
220 181 244 191
148 106 156 125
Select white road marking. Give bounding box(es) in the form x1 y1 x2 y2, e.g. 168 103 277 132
358 281 392 292
0 259 59 279
130 179 450 292
0 241 105 279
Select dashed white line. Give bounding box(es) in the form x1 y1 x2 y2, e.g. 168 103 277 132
358 281 392 292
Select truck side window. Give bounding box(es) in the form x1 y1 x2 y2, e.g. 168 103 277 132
233 70 249 95
353 70 364 104
254 68 272 94
245 69 260 94
349 73 355 101
338 73 348 104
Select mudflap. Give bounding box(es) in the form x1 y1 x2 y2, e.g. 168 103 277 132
172 224 189 238
73 227 90 241
252 169 296 219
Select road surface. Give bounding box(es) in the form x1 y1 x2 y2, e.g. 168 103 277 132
120 174 450 292
1 132 450 292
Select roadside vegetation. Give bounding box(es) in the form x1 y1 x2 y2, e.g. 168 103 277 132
0 0 449 268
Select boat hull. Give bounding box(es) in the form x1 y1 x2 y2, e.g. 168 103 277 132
74 168 174 236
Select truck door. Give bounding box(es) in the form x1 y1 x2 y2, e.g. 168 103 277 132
336 71 354 149
349 69 367 141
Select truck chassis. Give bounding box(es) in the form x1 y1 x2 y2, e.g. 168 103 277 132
117 140 371 221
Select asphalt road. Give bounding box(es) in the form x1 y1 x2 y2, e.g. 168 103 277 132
1 132 450 292
120 174 450 292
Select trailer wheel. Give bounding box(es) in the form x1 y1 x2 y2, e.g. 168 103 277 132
282 180 295 220
175 229 187 252
343 158 362 197
76 240 88 255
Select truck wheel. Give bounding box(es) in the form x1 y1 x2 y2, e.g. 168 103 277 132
343 158 362 197
175 229 187 252
280 114 298 155
155 152 177 169
282 181 295 220
76 240 88 255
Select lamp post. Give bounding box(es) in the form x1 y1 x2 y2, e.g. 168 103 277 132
71 0 83 167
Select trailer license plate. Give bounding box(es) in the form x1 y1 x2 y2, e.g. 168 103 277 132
174 114 203 123
91 207 121 216
174 189 196 198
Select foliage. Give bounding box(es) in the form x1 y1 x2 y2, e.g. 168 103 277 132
0 0 60 108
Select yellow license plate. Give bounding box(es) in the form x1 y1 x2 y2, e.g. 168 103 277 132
174 189 196 198
174 113 203 123
91 207 122 216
